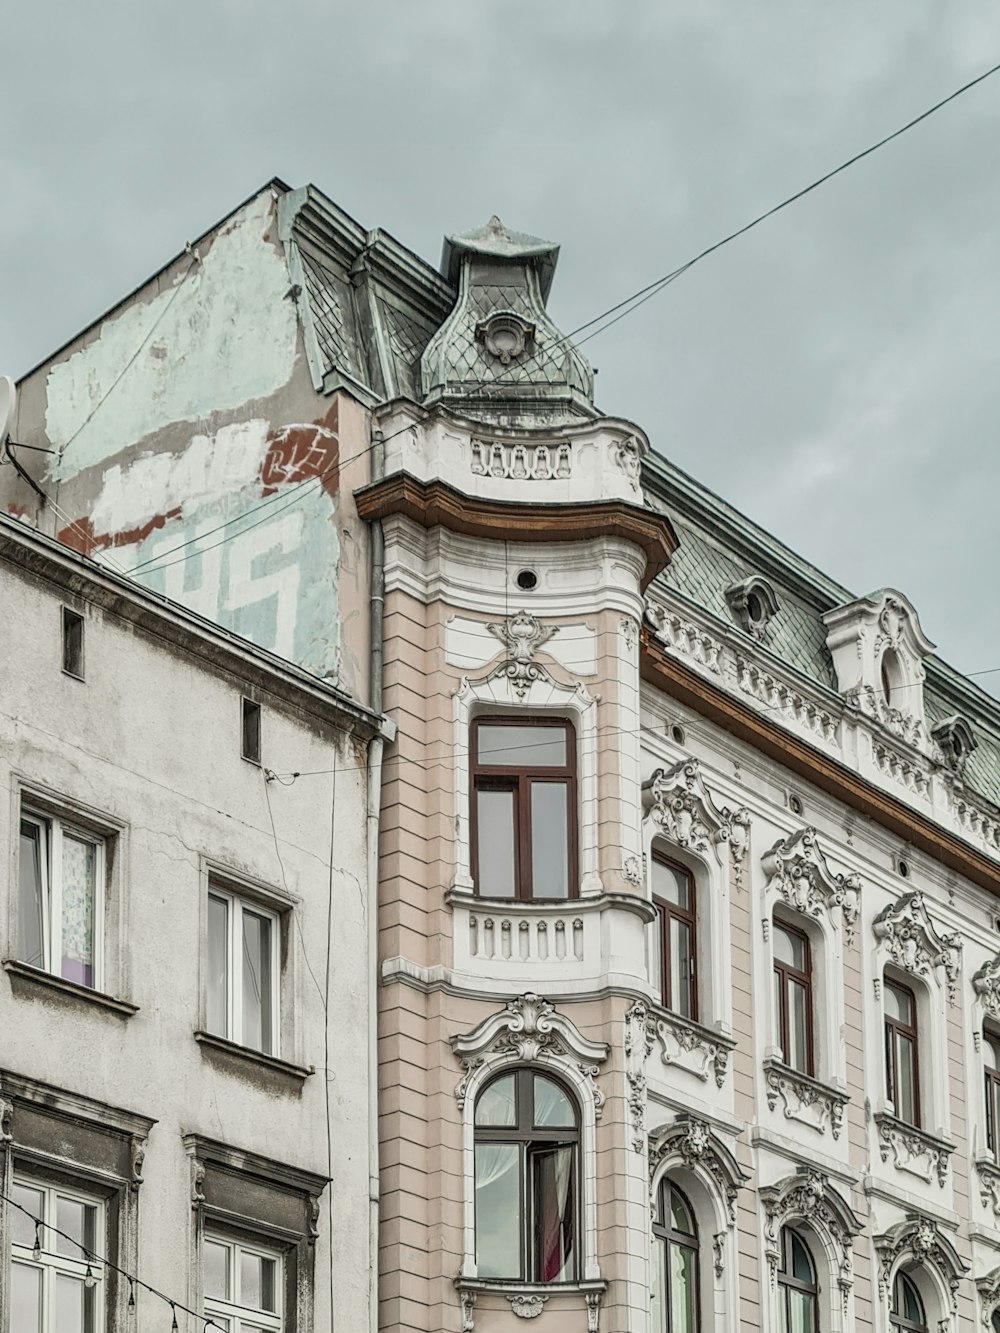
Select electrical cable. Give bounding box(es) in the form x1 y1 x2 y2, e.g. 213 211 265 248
2 1189 226 1330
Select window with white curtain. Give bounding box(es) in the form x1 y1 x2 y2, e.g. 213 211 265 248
650 1178 699 1332
18 810 105 991
473 1069 579 1282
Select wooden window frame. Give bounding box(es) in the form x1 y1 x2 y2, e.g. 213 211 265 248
884 977 921 1127
473 1068 580 1284
651 854 698 1021
777 1226 819 1333
651 1179 699 1333
985 1031 1000 1163
773 918 814 1076
470 716 578 902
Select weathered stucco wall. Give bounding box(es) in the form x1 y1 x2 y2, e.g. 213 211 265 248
0 536 376 1332
6 186 372 701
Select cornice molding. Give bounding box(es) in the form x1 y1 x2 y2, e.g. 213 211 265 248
354 474 679 589
640 641 1000 900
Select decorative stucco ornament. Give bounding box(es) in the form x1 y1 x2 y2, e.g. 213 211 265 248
724 575 780 642
486 611 558 700
642 757 750 866
873 890 962 1004
761 827 861 943
452 992 609 1118
507 1294 548 1319
760 1171 860 1309
874 1218 966 1310
647 1117 749 1225
931 713 977 781
476 311 537 365
973 952 1000 1019
624 1001 654 1152
612 435 642 493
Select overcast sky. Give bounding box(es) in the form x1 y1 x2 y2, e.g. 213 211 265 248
4 3 999 692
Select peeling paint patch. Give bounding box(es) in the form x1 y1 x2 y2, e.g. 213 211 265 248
46 192 298 481
86 419 272 537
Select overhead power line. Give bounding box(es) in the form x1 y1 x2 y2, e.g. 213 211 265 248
54 57 1000 587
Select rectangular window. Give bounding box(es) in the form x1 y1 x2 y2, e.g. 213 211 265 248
651 855 697 1020
10 1177 105 1333
773 920 813 1075
62 609 84 680
884 978 920 1126
242 698 262 765
986 1033 1000 1162
206 886 279 1056
204 1234 283 1332
470 717 576 901
17 811 104 991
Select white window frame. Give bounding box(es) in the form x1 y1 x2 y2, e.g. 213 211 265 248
204 1232 283 1332
10 1174 106 1333
206 884 281 1057
19 809 106 992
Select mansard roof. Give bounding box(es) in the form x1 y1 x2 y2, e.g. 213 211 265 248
641 446 1000 812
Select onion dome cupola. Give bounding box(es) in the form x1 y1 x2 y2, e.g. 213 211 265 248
419 216 596 425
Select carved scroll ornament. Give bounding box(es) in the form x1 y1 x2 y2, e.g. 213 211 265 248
762 827 861 943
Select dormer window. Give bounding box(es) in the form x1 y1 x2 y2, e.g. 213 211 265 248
823 589 935 744
931 714 977 777
724 576 779 641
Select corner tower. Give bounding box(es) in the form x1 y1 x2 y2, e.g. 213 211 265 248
360 221 677 1333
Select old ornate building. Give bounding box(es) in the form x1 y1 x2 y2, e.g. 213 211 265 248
4 180 1000 1332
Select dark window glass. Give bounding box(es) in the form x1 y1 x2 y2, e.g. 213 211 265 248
773 921 814 1075
985 1032 1000 1162
890 1271 927 1332
471 718 576 901
884 978 920 1126
777 1227 817 1333
651 1180 698 1333
17 819 45 970
652 856 697 1019
473 1070 579 1283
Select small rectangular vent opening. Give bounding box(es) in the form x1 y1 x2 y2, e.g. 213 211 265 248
62 608 84 679
242 697 262 765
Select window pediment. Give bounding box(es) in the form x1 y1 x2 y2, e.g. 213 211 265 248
874 1217 966 1311
452 992 608 1117
724 575 779 641
873 891 961 1004
760 1171 861 1301
647 1117 748 1225
823 588 935 745
642 757 750 865
762 827 861 942
973 952 1000 1020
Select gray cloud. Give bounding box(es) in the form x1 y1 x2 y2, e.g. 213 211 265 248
3 2 999 685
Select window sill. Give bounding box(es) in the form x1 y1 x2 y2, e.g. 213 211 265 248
647 1004 736 1089
763 1057 850 1139
3 959 138 1017
194 1030 312 1086
873 1111 955 1187
446 888 657 923
455 1276 607 1323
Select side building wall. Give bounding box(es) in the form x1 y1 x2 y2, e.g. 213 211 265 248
0 524 378 1333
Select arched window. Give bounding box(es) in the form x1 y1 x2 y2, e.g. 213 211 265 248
890 1271 927 1332
777 1227 818 1332
474 1070 579 1282
650 1180 699 1332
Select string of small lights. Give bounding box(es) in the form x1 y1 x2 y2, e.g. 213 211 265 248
2 1188 225 1331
